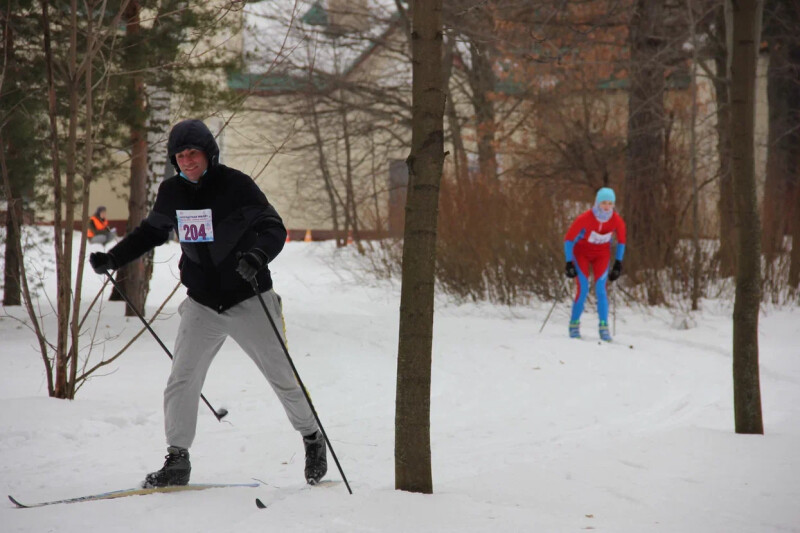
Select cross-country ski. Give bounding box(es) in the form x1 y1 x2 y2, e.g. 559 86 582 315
8 483 259 509
254 480 342 509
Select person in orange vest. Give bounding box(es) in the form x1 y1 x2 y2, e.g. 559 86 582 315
87 206 117 245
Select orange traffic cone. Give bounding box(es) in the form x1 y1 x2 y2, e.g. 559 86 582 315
285 231 291 243
346 230 354 246
304 229 312 242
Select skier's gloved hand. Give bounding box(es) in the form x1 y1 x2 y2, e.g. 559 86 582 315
565 261 578 278
236 248 269 282
89 252 117 274
608 260 623 282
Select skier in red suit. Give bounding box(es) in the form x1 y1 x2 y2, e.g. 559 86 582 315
563 187 627 341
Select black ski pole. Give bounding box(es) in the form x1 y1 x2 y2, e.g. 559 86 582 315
539 297 559 333
611 279 616 336
101 269 228 422
539 280 572 333
249 279 353 495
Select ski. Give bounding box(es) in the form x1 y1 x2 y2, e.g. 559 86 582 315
9 482 259 508
254 480 342 509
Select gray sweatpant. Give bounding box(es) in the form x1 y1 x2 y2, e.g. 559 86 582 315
164 290 318 449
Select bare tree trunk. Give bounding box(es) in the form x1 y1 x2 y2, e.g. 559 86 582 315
443 32 468 183
727 0 764 435
3 196 22 305
1 19 22 306
368 134 384 236
688 0 701 311
762 36 793 262
625 0 667 305
713 6 737 277
306 94 341 239
395 0 444 495
67 5 97 398
110 0 149 316
40 0 64 397
790 178 800 287
0 132 53 393
761 0 800 277
53 0 82 399
338 91 358 246
468 40 498 181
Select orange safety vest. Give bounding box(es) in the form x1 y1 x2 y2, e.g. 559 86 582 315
87 215 109 238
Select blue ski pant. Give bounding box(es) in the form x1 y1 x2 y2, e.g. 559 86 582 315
570 252 611 325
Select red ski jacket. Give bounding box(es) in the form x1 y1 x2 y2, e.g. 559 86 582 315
564 209 627 261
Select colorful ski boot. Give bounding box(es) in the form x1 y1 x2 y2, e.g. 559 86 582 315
599 321 612 342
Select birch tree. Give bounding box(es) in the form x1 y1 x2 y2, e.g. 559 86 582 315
108 1 240 314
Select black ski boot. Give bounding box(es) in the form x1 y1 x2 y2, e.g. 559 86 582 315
143 446 191 488
303 431 327 485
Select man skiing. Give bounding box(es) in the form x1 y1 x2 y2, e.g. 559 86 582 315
563 187 627 341
89 119 327 487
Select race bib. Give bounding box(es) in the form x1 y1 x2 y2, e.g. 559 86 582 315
588 230 612 244
176 209 214 243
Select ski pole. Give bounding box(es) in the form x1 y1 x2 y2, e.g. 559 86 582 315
612 280 616 336
539 280 572 333
539 297 559 333
248 279 353 495
101 269 229 422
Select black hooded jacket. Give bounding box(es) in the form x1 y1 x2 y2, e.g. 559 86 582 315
108 121 286 313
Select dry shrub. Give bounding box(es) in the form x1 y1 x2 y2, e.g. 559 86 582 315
620 237 799 308
620 238 729 309
762 238 800 305
435 176 567 305
359 178 799 308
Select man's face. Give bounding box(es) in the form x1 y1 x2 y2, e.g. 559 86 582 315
598 200 614 212
175 148 208 182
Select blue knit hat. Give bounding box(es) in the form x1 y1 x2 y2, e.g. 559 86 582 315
595 187 616 205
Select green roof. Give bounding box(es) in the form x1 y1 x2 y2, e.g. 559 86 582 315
301 1 328 26
598 71 691 91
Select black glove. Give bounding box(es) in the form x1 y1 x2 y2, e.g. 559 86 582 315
89 252 117 274
565 261 578 278
236 248 269 282
608 260 622 282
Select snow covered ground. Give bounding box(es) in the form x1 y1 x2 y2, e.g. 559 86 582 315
1 234 799 532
